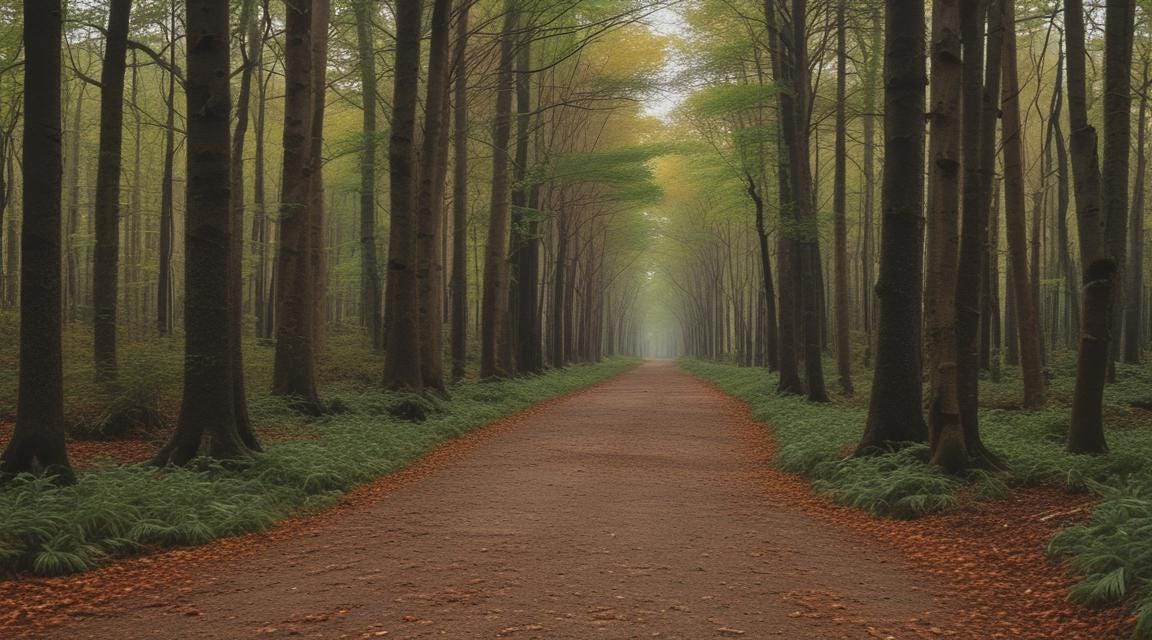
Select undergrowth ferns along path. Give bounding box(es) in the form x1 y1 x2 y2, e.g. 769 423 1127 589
0 359 637 578
681 358 1150 638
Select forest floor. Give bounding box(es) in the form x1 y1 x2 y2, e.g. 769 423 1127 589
0 361 1128 639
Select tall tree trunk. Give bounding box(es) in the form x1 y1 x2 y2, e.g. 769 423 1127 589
832 0 853 396
747 176 779 371
450 0 471 380
153 0 255 465
1106 0 1137 377
354 0 382 350
416 0 452 392
253 8 271 341
1065 0 1129 454
126 53 142 330
762 0 803 394
925 0 964 468
93 0 133 379
228 0 263 450
309 0 330 352
272 0 321 408
158 7 176 337
788 0 828 402
1050 44 1079 350
1 0 74 480
999 0 1046 409
480 3 517 379
512 31 543 375
65 83 86 323
858 0 929 451
954 0 1004 467
382 0 424 391
860 10 881 368
1123 64 1148 364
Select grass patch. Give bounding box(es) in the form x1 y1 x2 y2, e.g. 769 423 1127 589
680 357 1152 633
0 357 636 577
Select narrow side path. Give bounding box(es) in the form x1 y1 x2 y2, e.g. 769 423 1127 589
33 361 961 639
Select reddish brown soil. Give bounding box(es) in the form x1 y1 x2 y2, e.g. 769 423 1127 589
0 361 1127 639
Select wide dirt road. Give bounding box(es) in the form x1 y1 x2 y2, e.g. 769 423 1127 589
44 361 960 639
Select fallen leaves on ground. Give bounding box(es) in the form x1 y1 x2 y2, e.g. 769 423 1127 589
0 379 618 638
715 380 1134 640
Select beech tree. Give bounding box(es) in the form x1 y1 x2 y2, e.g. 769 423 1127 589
93 0 133 379
153 0 256 464
382 0 424 391
272 0 321 408
857 0 928 452
0 0 74 481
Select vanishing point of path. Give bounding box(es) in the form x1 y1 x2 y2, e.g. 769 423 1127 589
38 361 964 639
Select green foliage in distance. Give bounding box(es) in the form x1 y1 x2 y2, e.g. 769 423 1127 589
0 358 636 577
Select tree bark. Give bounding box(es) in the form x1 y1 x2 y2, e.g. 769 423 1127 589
382 0 424 391
354 0 383 350
1 0 74 481
999 0 1046 408
1123 63 1148 364
416 0 452 392
512 30 543 375
924 0 964 468
480 3 517 379
272 0 321 408
858 0 929 452
832 0 853 396
954 0 1004 467
227 0 263 451
309 0 330 352
93 0 133 380
450 0 471 380
1065 0 1127 454
158 4 176 337
762 0 803 394
153 0 254 465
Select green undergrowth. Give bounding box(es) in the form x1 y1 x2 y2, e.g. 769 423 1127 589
0 357 636 578
680 357 1152 635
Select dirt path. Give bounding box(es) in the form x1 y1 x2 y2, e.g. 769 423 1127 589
37 361 964 640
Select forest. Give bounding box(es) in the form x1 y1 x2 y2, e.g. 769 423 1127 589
2 0 1152 637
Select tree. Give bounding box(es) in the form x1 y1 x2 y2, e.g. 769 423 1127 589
924 0 963 467
951 0 1005 468
832 0 853 396
1065 0 1132 454
382 0 424 390
857 0 929 452
480 2 517 379
0 0 74 481
93 0 133 379
354 0 383 350
272 0 322 409
157 0 178 337
511 24 543 375
786 0 828 403
998 0 1045 409
228 0 264 450
761 0 803 394
153 0 255 465
450 0 472 381
1124 63 1149 364
309 0 330 351
416 0 453 392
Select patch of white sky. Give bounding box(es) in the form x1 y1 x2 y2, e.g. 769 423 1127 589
640 4 691 122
